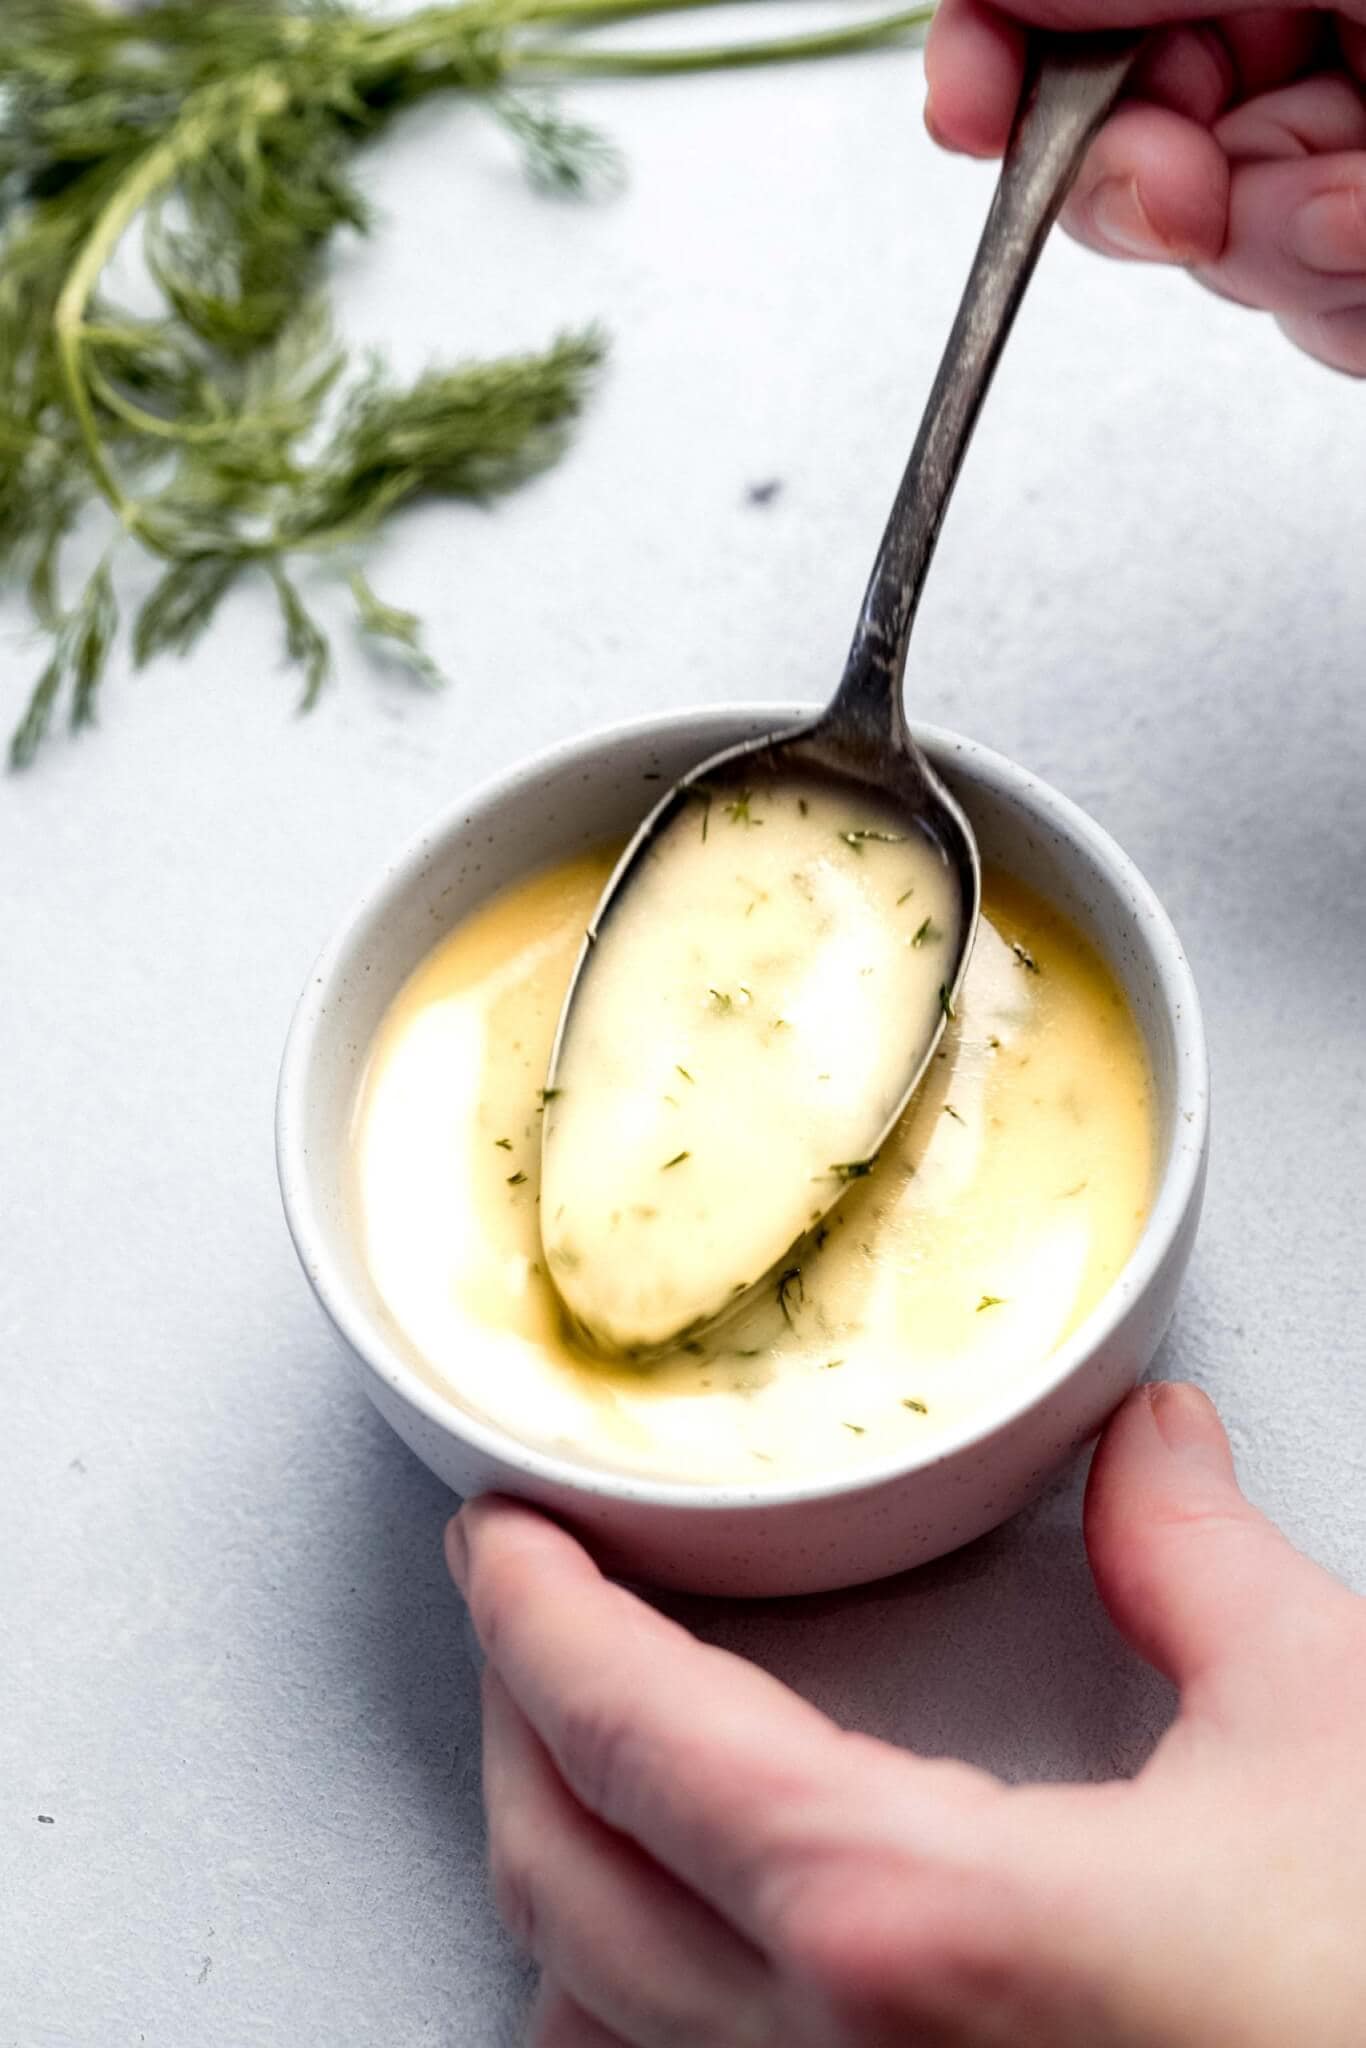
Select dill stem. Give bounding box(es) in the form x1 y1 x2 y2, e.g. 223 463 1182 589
53 70 292 549
514 6 933 76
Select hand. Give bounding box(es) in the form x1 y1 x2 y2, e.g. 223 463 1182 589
923 0 1366 373
448 1383 1366 2047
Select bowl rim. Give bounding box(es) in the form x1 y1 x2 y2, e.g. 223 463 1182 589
277 704 1209 1511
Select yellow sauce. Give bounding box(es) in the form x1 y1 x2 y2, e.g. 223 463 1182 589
351 850 1155 1486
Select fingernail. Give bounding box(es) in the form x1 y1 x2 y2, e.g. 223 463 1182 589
1146 1381 1227 1467
1089 178 1168 260
444 1512 469 1593
1289 188 1366 276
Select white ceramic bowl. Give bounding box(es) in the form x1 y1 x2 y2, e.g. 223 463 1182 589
277 708 1208 1597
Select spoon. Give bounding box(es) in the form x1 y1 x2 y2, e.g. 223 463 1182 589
541 36 1142 1359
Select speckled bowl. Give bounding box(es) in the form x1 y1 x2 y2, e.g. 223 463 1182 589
276 707 1208 1597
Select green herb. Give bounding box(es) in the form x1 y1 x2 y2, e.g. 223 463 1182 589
507 1170 528 1186
0 0 929 767
896 888 916 906
797 797 809 816
939 983 955 1020
776 1264 803 1326
1011 942 1041 974
494 1137 512 1150
707 988 733 1014
976 1294 1005 1311
820 1358 844 1371
842 1421 865 1435
685 785 714 841
840 828 904 852
724 790 762 827
901 1397 928 1414
943 1103 965 1124
675 1065 695 1083
661 1150 690 1170
912 917 939 947
828 1159 875 1183
1060 1180 1088 1198
987 1034 1002 1050
537 1087 561 1107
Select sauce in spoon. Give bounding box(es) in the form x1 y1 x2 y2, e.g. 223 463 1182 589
541 772 960 1355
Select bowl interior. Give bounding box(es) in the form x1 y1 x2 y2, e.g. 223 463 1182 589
279 708 1203 1484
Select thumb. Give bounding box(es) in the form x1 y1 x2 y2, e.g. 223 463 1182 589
1084 1382 1344 1710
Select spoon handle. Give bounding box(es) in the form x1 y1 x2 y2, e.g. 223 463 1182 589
833 35 1142 737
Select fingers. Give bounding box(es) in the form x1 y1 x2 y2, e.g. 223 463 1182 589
481 1665 771 2046
1274 300 1366 369
1194 149 1366 358
1215 72 1366 158
528 1982 631 2048
922 3 1316 159
1084 1384 1352 1716
452 1499 996 1951
924 0 1027 158
450 1497 850 1942
1061 103 1230 262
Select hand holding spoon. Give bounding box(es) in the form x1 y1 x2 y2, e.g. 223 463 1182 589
541 37 1142 1359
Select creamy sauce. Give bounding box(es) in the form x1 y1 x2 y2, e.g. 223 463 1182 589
543 775 962 1353
351 849 1156 1487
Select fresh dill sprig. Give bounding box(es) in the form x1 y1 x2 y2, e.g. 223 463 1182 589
0 0 930 766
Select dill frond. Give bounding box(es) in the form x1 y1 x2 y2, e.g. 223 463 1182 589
0 0 928 765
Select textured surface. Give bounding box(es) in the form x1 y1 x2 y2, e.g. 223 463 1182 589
3 14 1365 2046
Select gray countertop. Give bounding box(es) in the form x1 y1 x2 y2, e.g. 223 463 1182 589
4 20 1364 2046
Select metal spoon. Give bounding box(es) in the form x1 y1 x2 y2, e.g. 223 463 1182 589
544 36 1141 1356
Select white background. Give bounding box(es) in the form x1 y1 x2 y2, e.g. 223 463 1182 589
3 8 1364 2042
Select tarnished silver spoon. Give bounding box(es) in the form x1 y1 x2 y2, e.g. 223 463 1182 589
541 37 1142 1359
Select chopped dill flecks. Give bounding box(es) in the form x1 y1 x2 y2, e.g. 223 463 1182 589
842 1421 866 1435
507 1170 528 1185
724 790 763 827
902 1397 929 1414
912 917 940 947
798 798 809 816
494 1137 513 1150
840 828 904 852
943 1104 965 1124
1012 942 1041 973
939 983 955 1020
707 987 733 1014
777 1265 804 1326
976 1294 1005 1311
661 1150 691 1170
685 785 714 841
676 1064 695 1082
537 1087 562 1107
987 1034 1002 1050
827 1159 875 1182
896 888 916 905
821 1358 844 1371
1060 1181 1088 1198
